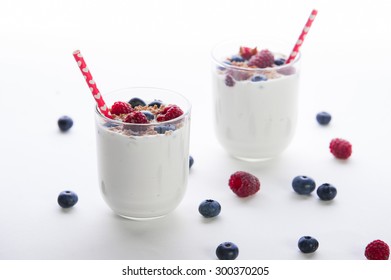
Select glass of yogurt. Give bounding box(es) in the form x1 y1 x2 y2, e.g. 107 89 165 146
211 38 301 161
94 87 191 220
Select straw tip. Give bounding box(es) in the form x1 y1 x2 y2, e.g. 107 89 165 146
73 50 81 55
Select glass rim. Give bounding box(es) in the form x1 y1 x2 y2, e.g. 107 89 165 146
211 38 301 71
95 86 192 126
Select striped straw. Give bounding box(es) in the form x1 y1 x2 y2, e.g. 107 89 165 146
72 50 112 119
286 9 318 64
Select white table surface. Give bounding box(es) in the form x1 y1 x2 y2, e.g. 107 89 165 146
1 0 391 260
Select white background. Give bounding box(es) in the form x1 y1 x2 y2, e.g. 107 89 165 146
1 0 391 260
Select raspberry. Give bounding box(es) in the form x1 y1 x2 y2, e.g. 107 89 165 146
239 46 257 60
228 171 260 197
329 138 352 159
225 75 235 87
110 101 133 115
123 111 148 124
156 105 183 122
227 69 252 81
365 240 390 260
248 49 274 68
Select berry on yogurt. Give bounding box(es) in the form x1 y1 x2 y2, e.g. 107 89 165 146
107 98 185 136
128 97 146 108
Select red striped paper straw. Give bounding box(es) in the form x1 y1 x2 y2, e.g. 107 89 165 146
286 9 318 64
72 50 112 119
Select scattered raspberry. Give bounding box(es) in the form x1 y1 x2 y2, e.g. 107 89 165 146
225 75 235 87
239 46 258 60
248 49 274 68
157 105 183 122
123 111 148 123
365 240 390 260
228 171 260 197
110 101 133 115
329 138 352 159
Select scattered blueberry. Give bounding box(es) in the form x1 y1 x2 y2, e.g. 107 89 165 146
198 199 221 218
141 110 154 121
148 99 163 108
298 236 319 253
216 242 239 260
316 111 332 125
292 175 316 195
154 124 176 134
274 58 286 66
317 183 337 201
230 55 245 62
58 116 73 132
189 155 194 169
251 75 268 82
57 190 78 208
128 97 146 108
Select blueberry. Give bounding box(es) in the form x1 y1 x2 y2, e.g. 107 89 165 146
292 175 316 195
198 199 221 218
103 122 119 128
316 111 332 125
251 75 268 82
298 236 319 253
128 97 146 108
274 58 286 66
58 116 73 132
141 110 154 121
154 124 176 134
189 155 194 169
216 242 239 260
230 55 245 62
148 99 163 108
57 190 78 208
317 183 337 201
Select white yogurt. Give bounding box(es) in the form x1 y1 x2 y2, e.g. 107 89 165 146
212 67 300 160
96 120 190 219
94 87 191 219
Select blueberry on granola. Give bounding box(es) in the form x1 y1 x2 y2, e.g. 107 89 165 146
230 55 245 62
128 97 146 108
141 110 154 121
148 100 163 108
